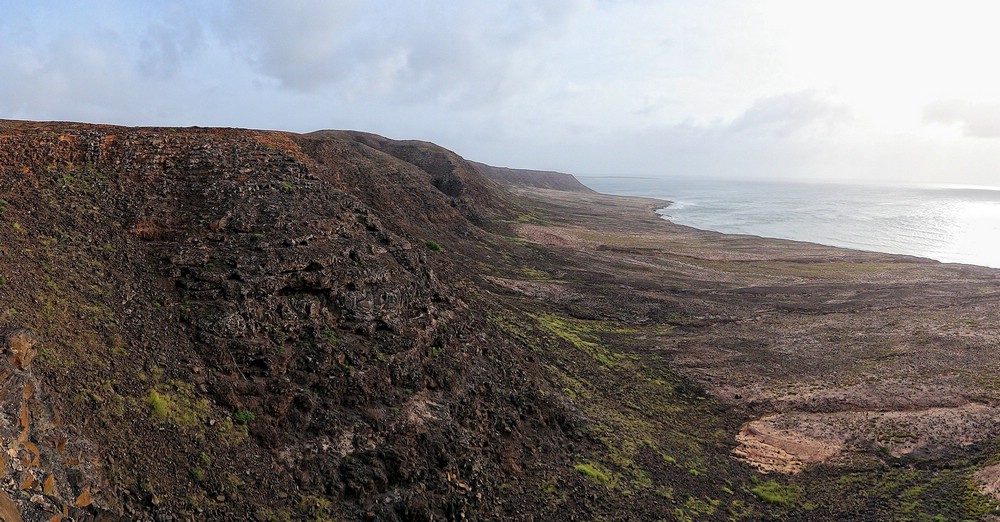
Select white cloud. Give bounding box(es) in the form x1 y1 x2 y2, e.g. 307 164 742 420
215 0 361 91
0 32 131 117
137 9 206 79
923 99 1000 138
213 0 586 107
725 91 850 139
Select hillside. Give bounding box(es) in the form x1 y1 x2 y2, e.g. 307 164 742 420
1 120 1000 521
0 120 743 521
469 161 595 193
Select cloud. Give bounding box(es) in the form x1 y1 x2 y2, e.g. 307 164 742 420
213 0 586 107
214 0 360 91
0 31 135 117
479 91 855 180
9 1 1000 186
0 3 229 126
137 9 206 79
923 99 1000 138
724 91 850 139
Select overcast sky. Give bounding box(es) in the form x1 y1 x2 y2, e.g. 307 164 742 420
4 0 1000 185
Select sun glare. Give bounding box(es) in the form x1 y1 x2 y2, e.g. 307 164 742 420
763 1 1000 133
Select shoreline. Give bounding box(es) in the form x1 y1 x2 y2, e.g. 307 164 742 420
508 185 1000 497
592 182 1000 270
653 201 961 268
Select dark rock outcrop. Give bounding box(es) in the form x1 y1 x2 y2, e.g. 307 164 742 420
0 120 578 520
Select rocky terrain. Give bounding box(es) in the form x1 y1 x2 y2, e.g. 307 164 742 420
1 119 999 520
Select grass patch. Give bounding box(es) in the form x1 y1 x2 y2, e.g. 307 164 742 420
145 381 211 428
146 390 169 418
217 417 249 447
532 313 622 368
298 494 335 520
751 480 802 506
491 310 727 496
814 462 999 519
520 267 549 279
574 462 612 486
425 240 443 252
234 409 256 425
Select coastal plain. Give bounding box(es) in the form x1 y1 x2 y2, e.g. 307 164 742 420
509 186 1000 518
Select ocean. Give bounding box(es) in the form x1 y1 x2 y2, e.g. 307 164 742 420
578 176 1000 269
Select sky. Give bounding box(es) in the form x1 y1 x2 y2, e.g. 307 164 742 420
4 0 1000 185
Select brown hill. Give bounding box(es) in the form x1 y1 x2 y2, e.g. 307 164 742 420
304 131 520 230
469 161 595 193
0 120 749 521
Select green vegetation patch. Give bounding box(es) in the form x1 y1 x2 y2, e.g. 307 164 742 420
257 493 338 522
531 313 623 368
145 381 211 428
234 409 256 425
574 462 613 486
520 267 549 279
751 480 802 506
491 309 737 501
812 465 999 521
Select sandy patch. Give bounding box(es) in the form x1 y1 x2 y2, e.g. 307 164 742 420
975 464 1000 501
733 415 844 474
514 224 594 248
734 403 1000 473
482 276 580 301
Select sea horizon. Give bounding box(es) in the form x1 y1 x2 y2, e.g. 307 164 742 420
578 175 1000 269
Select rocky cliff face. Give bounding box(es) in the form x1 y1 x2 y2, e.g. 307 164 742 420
307 131 519 230
0 121 583 520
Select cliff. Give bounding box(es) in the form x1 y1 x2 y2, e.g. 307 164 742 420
0 121 579 520
1 120 750 521
469 161 595 193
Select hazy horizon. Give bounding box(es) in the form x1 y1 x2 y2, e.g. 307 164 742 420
5 1 1000 186
576 174 1000 191
582 175 1000 268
